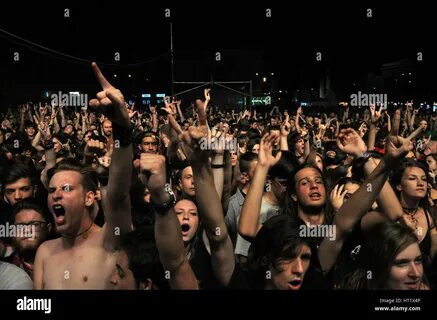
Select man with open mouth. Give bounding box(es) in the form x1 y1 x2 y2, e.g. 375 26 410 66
33 63 133 289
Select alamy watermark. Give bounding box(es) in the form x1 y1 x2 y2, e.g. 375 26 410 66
0 222 35 239
51 91 88 109
199 137 237 152
299 223 336 241
17 296 51 314
350 91 387 107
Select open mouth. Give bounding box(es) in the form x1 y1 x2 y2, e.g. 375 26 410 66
405 281 420 289
309 192 321 199
181 224 190 232
288 279 302 289
53 204 66 217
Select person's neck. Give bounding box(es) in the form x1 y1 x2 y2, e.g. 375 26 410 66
242 182 251 194
184 240 194 260
400 194 421 210
62 218 96 246
263 191 279 205
297 205 325 225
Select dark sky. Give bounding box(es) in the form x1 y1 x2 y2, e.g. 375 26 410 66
1 2 436 105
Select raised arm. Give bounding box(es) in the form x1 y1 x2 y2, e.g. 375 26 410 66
280 114 291 151
59 104 66 129
367 105 380 151
150 105 158 133
19 105 26 132
295 107 302 134
181 102 235 286
176 99 185 122
89 62 132 249
318 130 412 274
238 133 281 240
140 153 198 289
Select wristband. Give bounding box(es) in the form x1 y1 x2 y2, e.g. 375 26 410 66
356 151 370 160
151 184 177 214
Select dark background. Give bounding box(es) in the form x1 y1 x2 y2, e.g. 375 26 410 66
1 2 436 109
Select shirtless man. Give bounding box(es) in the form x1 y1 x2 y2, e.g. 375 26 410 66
33 62 133 289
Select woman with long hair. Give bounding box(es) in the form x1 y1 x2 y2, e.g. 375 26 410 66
391 159 437 262
390 159 437 288
340 222 428 290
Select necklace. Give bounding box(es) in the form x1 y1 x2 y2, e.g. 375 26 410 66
402 206 419 230
62 222 94 239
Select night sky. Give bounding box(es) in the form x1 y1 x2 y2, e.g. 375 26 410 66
1 2 436 107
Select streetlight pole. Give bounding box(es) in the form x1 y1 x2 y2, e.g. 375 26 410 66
170 22 175 96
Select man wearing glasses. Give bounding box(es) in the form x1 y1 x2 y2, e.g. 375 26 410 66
6 198 53 279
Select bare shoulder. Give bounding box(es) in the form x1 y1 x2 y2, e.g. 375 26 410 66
35 238 62 260
39 238 61 251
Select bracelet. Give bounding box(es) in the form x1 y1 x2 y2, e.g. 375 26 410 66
211 163 225 168
356 151 370 160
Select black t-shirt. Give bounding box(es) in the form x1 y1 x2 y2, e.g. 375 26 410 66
189 234 249 289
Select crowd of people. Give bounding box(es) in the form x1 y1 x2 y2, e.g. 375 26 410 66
0 62 436 290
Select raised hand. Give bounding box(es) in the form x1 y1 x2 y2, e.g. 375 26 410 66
204 88 211 103
98 143 114 168
149 105 157 114
391 109 401 136
370 104 382 124
280 114 291 137
258 132 282 169
336 128 367 158
385 135 413 162
89 62 129 128
85 139 106 157
161 97 176 115
139 153 167 193
300 126 309 138
98 155 112 168
330 184 348 212
38 122 52 141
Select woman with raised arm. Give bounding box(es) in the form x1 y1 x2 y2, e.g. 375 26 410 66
318 130 414 278
391 159 437 288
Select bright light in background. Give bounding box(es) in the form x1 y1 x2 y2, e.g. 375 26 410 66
128 74 132 78
114 74 117 78
263 77 267 82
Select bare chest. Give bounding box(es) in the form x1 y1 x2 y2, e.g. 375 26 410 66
43 245 115 289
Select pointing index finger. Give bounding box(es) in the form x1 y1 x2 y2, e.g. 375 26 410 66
92 62 113 90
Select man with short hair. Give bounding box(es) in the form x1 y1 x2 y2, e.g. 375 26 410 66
34 62 133 289
102 119 113 139
139 131 159 154
1 164 36 207
6 198 53 279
